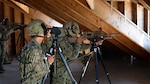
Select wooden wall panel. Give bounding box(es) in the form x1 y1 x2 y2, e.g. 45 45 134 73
118 2 124 14
137 4 144 30
148 11 150 35
0 2 4 21
132 3 137 24
14 10 22 54
125 1 132 21
144 8 148 33
9 7 16 57
3 3 11 19
24 15 31 44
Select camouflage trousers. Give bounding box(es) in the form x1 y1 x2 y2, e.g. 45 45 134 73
21 78 42 84
21 74 47 84
52 71 72 84
0 41 8 68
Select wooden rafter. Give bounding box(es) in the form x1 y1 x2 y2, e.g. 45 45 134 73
17 0 150 60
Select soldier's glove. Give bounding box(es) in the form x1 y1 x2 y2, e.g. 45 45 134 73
14 24 27 31
46 53 52 57
46 47 54 57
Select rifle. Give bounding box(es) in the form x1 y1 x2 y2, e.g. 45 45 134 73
80 28 119 41
11 23 27 31
0 18 26 32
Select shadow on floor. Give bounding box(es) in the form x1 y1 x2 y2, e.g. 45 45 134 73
0 56 150 84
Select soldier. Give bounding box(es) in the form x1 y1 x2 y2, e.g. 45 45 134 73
44 21 87 84
0 18 21 73
19 19 55 84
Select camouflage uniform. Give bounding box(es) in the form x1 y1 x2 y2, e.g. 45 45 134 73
53 31 81 84
19 19 51 84
0 19 19 73
20 39 50 84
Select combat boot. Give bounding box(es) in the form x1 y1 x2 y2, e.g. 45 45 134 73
0 68 5 73
3 56 11 64
0 65 5 73
3 60 11 64
0 59 5 73
0 70 4 73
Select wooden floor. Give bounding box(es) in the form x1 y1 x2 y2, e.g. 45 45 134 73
0 55 150 84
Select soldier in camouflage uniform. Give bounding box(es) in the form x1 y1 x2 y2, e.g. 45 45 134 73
19 19 55 84
0 18 21 73
42 21 85 84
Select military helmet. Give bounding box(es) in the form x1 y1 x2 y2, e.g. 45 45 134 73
27 19 46 36
63 21 80 37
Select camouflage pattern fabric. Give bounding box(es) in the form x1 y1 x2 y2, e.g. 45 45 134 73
20 39 50 84
49 36 81 84
41 37 53 52
63 21 80 37
27 19 45 36
52 71 72 84
0 24 16 70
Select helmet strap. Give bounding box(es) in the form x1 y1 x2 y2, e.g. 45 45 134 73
41 23 48 35
68 29 76 37
32 35 45 38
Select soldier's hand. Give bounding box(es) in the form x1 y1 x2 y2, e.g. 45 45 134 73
76 34 86 44
47 55 55 65
96 39 104 46
82 39 91 44
76 36 85 44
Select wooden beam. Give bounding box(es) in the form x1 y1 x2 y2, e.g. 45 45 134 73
20 0 65 24
85 0 94 9
45 0 99 31
20 0 99 31
138 0 150 10
54 0 101 28
0 2 4 21
143 0 150 6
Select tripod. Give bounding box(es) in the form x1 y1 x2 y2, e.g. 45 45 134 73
49 36 77 84
78 39 111 84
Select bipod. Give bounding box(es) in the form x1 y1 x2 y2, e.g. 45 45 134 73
50 36 77 84
78 38 111 84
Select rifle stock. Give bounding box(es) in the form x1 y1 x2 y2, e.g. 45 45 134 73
81 31 119 40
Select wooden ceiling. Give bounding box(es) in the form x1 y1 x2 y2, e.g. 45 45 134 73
16 0 150 31
16 0 150 60
143 0 150 6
